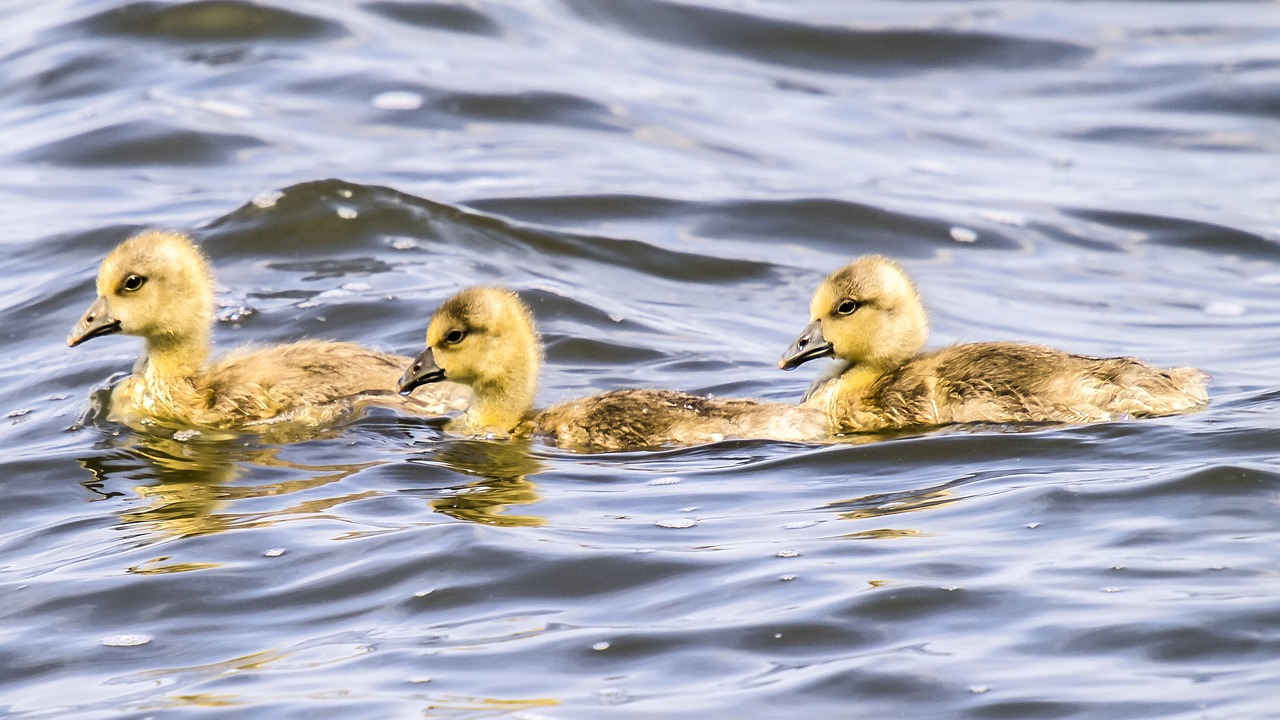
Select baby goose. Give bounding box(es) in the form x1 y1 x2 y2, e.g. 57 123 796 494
397 287 828 452
68 230 469 431
779 256 1208 432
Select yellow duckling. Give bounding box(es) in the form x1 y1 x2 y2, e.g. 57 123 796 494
779 255 1209 432
68 230 469 431
397 287 828 452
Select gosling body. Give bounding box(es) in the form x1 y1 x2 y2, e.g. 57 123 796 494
781 256 1208 433
69 231 468 431
399 287 828 452
538 388 827 452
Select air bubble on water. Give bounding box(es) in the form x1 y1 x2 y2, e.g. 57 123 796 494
775 549 801 558
263 548 285 558
1204 301 1244 317
949 226 978 243
655 518 698 529
219 306 256 322
910 159 954 175
597 687 628 705
373 91 424 110
976 210 1027 227
1103 587 1122 593
337 189 353 198
7 408 31 418
341 282 373 292
592 641 610 651
1025 522 1041 529
781 520 818 530
101 634 151 647
197 99 252 118
408 676 432 684
414 589 434 597
647 476 680 486
680 506 698 513
252 191 283 208
336 206 358 220
970 685 991 694
779 575 797 582
387 237 419 250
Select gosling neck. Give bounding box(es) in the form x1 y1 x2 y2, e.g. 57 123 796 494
143 327 211 381
466 373 538 434
834 362 888 400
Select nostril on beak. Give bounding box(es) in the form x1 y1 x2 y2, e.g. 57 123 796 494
86 314 95 322
411 362 421 374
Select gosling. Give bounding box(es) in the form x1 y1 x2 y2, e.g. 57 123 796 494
68 230 469 431
779 256 1208 432
397 286 828 452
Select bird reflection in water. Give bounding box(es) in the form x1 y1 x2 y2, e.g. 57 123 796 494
824 480 962 540
406 438 546 528
78 432 378 546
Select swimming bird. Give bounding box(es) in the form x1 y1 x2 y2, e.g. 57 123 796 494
779 256 1208 432
68 230 469 431
397 286 828 452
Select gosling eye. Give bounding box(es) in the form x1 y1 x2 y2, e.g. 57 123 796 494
834 299 860 316
121 274 147 293
444 329 466 345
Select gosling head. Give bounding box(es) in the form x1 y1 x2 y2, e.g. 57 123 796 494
779 256 928 372
398 287 541 403
67 231 216 350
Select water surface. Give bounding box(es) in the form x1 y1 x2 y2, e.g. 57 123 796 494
3 1 1280 718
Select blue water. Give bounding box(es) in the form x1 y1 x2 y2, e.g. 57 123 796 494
3 1 1280 717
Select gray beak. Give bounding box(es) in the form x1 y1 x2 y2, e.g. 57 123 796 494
67 296 122 348
398 347 446 395
778 319 834 370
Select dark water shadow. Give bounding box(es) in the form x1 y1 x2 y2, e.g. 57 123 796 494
19 120 267 168
468 194 1023 257
1062 207 1280 260
202 178 777 285
72 1 347 42
363 1 503 37
563 0 1092 76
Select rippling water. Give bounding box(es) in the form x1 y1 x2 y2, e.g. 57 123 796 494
4 1 1280 717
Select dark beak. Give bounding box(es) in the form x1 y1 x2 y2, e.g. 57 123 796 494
778 319 834 370
67 296 122 348
398 347 446 395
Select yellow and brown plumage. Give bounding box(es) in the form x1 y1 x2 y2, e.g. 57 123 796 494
67 230 469 431
398 286 827 452
780 255 1209 433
